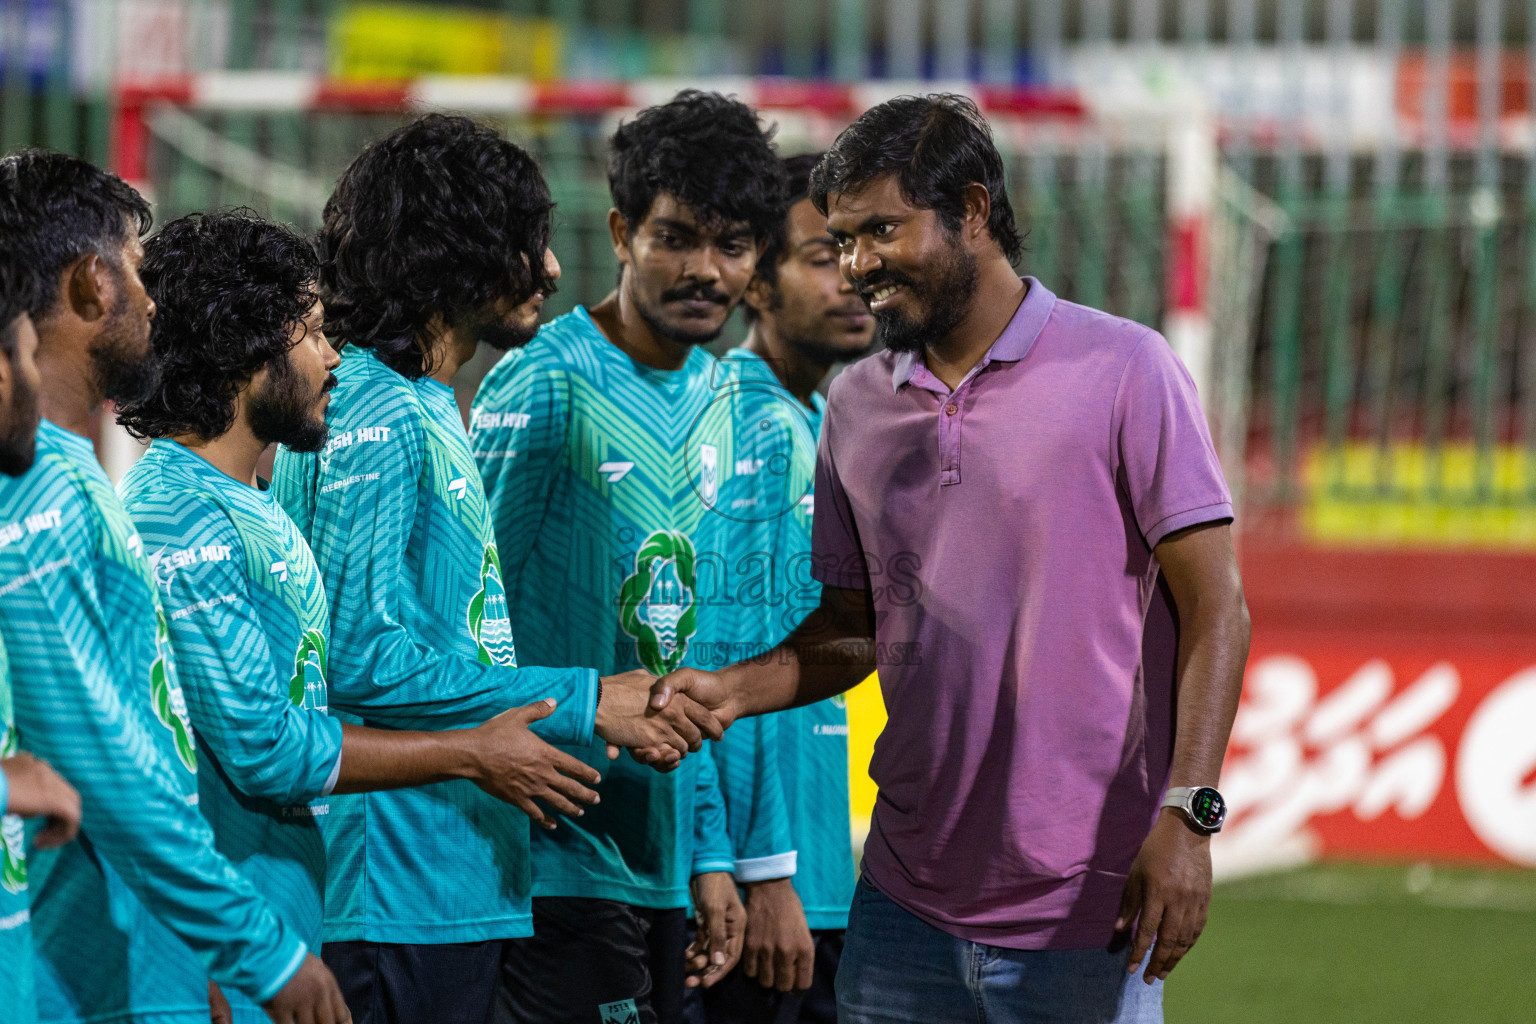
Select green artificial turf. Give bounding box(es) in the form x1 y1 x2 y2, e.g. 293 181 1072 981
1163 863 1536 1023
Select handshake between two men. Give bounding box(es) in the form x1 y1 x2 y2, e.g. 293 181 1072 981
494 586 875 823
471 667 737 829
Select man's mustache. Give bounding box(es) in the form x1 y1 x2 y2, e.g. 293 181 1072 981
661 285 730 305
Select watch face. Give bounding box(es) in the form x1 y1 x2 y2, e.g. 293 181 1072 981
1189 787 1226 830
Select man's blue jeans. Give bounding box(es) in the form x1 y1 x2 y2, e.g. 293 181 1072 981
836 876 1163 1024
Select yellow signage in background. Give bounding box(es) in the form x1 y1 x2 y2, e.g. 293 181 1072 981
330 4 562 81
846 673 884 849
1306 443 1536 548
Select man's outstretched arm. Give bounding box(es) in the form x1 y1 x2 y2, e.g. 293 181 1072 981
648 583 877 729
1116 521 1250 984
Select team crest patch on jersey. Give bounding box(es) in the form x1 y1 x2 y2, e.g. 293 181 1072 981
830 693 848 709
149 609 197 772
0 724 24 895
469 543 517 666
290 629 329 707
698 444 719 508
618 530 697 675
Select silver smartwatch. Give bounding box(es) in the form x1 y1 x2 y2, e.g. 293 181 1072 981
1161 786 1227 834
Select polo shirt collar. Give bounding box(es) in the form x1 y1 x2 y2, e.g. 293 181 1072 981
890 276 1056 394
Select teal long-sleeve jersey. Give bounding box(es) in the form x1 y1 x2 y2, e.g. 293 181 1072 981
470 308 794 907
0 420 307 1023
0 636 36 1024
272 346 599 943
121 440 343 1023
719 348 855 931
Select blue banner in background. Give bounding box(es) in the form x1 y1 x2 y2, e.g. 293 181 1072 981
0 0 68 89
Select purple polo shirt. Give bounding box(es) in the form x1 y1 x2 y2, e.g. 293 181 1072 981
812 278 1232 950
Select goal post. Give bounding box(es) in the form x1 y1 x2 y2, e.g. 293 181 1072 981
104 73 1260 492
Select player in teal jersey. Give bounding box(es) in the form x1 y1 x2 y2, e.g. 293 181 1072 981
0 151 347 1022
116 211 608 1023
0 234 83 1024
271 116 720 1022
472 91 796 1024
705 152 877 1024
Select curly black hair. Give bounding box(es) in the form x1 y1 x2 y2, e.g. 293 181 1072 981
0 239 35 357
810 94 1022 264
117 210 320 442
608 90 786 242
0 149 153 320
318 113 556 379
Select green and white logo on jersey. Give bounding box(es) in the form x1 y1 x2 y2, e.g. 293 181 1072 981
290 629 328 707
618 530 697 676
0 723 24 895
469 543 517 666
149 609 197 772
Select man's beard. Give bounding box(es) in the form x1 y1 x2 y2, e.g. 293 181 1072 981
866 244 980 354
764 290 877 368
473 281 558 354
476 314 540 353
634 282 732 348
249 351 335 453
90 293 158 407
0 359 39 477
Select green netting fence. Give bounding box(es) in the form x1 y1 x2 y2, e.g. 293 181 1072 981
5 0 1536 545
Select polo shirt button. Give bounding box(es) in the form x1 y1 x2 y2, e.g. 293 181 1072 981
945 403 958 416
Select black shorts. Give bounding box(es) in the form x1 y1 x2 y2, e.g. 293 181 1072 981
496 897 692 1024
322 939 505 1024
699 930 843 1024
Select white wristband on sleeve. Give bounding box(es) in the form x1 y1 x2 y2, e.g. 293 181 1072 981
734 851 798 884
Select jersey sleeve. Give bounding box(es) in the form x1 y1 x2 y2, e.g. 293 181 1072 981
703 383 807 882
470 352 570 589
690 743 737 877
275 394 596 744
0 509 306 1004
141 498 342 806
709 715 796 881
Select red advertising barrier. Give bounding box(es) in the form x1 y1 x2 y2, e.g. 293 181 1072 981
1222 539 1536 871
1221 641 1536 869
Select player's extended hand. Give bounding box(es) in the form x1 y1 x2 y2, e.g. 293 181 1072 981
686 870 745 989
261 953 350 1024
1 753 81 848
595 669 724 770
1115 809 1212 984
647 668 739 729
466 700 602 830
741 877 814 992
208 980 233 1024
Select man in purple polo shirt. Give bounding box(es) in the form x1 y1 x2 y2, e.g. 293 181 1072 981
649 93 1250 1023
